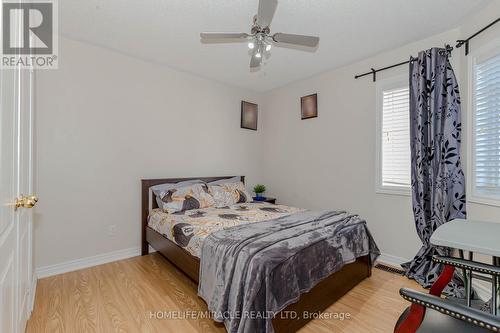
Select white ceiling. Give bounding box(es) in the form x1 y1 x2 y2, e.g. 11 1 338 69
61 0 491 92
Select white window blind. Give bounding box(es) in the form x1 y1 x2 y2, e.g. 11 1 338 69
473 51 500 198
381 86 411 188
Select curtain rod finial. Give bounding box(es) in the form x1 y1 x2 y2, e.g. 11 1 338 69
441 44 453 58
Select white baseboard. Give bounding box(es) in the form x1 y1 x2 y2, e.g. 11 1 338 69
35 247 141 279
376 253 408 268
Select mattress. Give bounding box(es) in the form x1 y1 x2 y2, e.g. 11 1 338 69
147 202 304 258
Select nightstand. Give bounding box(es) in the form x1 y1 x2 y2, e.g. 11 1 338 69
252 197 276 204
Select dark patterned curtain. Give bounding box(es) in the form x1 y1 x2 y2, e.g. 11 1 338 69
402 48 466 296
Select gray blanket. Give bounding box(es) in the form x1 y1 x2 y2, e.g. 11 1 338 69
198 210 380 333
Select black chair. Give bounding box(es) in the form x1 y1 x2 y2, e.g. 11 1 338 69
395 288 500 332
395 255 500 333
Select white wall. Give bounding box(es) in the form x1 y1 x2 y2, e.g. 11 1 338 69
35 37 263 268
261 0 500 263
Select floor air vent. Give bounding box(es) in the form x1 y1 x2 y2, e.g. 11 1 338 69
375 263 405 275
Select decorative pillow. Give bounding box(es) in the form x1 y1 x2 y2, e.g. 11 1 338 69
151 179 204 209
208 182 252 207
158 183 215 214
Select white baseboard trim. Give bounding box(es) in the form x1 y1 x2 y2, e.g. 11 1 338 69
36 247 141 279
376 253 408 268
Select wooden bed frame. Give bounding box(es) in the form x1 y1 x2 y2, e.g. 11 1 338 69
141 176 372 333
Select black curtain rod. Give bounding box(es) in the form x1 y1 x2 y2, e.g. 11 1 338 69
354 59 414 81
354 17 499 82
456 17 500 55
354 45 451 82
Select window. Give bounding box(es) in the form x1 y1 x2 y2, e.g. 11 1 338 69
471 45 500 204
376 76 411 195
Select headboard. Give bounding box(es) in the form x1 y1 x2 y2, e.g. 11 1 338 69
141 176 245 255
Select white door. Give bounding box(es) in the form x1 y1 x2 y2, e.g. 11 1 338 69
0 6 36 333
16 61 36 333
0 63 21 333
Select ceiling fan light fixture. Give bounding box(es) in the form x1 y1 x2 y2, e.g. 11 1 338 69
199 0 319 69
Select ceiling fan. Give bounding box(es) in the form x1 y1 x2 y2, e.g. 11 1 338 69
200 0 320 69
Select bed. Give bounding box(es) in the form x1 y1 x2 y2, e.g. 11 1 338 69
141 176 378 333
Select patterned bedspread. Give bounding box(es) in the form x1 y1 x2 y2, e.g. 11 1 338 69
147 203 304 258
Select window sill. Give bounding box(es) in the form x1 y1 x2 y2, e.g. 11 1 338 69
376 187 411 197
468 195 500 208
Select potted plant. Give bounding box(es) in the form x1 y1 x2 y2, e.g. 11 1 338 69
253 184 266 201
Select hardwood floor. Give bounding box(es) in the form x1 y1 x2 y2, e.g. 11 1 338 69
26 253 423 333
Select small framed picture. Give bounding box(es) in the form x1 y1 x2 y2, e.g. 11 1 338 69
301 93 318 120
241 101 258 130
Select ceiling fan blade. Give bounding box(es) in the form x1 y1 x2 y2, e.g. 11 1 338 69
250 48 262 68
200 32 249 39
273 33 319 47
256 0 278 28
